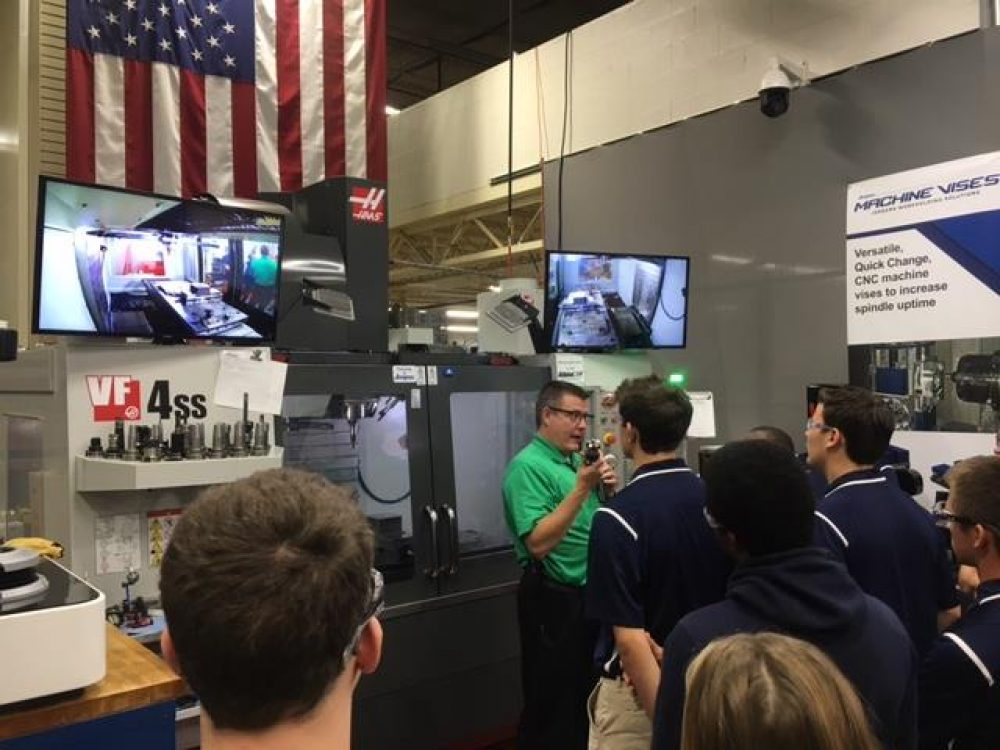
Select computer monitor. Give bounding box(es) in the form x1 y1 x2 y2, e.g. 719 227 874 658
33 177 284 342
543 252 689 351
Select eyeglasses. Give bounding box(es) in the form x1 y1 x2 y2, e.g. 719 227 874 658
703 506 725 532
805 419 834 433
932 508 1000 535
343 568 385 664
547 405 594 424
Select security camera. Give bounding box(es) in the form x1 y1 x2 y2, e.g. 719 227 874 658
759 57 809 118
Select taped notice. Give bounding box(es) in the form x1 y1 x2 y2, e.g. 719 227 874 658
214 351 287 415
148 509 183 568
95 513 142 575
553 354 585 385
393 365 426 385
687 391 717 438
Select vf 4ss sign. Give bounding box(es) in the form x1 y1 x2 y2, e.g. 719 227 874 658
87 376 142 421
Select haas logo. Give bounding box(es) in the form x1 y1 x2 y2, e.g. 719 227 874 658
349 187 386 224
87 376 142 422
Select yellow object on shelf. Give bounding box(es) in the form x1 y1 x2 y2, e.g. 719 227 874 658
5 537 64 559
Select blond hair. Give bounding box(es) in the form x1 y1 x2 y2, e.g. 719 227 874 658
681 633 880 750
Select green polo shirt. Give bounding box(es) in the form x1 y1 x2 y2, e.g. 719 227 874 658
502 435 600 587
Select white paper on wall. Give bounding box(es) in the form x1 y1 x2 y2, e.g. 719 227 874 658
687 391 717 438
95 513 143 575
214 351 288 415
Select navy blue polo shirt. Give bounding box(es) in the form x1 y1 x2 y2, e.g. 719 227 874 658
585 458 732 677
918 579 1000 750
814 468 958 656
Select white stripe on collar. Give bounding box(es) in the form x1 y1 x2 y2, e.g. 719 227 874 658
944 632 994 687
824 476 887 498
978 593 1000 606
627 467 692 486
595 507 639 541
814 511 849 548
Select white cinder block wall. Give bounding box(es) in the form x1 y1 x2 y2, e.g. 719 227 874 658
388 0 979 227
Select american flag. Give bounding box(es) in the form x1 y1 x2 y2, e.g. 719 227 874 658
66 0 387 199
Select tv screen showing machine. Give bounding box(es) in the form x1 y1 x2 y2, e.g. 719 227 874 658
545 252 689 350
33 177 284 341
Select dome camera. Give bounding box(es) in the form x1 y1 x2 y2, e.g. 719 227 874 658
759 57 808 118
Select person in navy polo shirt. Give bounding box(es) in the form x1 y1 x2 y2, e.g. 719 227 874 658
807 385 959 656
585 377 730 749
650 440 917 750
919 455 1000 750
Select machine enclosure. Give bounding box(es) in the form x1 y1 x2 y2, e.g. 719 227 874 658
263 177 389 353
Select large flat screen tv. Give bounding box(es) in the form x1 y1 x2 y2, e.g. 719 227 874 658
33 177 284 342
544 252 689 351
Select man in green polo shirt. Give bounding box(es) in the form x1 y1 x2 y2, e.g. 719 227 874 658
503 380 616 750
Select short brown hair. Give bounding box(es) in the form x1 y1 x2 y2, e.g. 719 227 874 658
616 376 692 452
160 468 374 731
536 380 590 427
947 455 1000 534
818 386 894 464
682 633 880 750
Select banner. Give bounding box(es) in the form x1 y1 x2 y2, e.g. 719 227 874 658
846 152 1000 346
845 155 1000 494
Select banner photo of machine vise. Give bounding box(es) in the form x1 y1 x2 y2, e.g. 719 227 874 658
845 153 1000 497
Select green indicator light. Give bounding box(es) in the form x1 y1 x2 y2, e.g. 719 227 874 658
667 372 686 386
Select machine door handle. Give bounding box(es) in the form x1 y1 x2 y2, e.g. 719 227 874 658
422 506 440 578
440 504 459 575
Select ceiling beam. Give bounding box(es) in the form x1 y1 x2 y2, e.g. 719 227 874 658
443 238 543 267
473 218 504 249
391 187 542 235
389 28 504 69
391 259 500 281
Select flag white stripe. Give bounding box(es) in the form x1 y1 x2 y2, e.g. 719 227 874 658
343 0 367 177
300 0 325 188
205 75 234 197
93 54 126 187
255 0 280 192
151 62 181 196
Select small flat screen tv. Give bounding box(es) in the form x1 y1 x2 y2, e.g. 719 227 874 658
33 177 284 342
543 252 689 351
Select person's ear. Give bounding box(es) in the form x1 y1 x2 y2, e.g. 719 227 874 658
825 426 843 451
972 524 994 554
355 617 383 676
160 627 182 675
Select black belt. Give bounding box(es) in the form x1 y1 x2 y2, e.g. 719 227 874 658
522 561 584 596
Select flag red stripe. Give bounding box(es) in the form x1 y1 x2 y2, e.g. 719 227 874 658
66 48 95 183
123 60 153 192
231 81 258 198
276 0 303 191
324 0 346 177
364 0 387 182
179 69 207 196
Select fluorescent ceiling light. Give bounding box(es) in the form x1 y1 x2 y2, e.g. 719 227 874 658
445 310 478 319
710 254 752 265
442 325 478 333
385 105 401 116
488 284 502 292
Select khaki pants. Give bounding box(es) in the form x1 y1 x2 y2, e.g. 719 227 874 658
587 677 652 750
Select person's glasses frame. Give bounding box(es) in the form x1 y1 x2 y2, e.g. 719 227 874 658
343 568 385 664
805 419 835 433
546 404 594 424
932 506 1000 536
